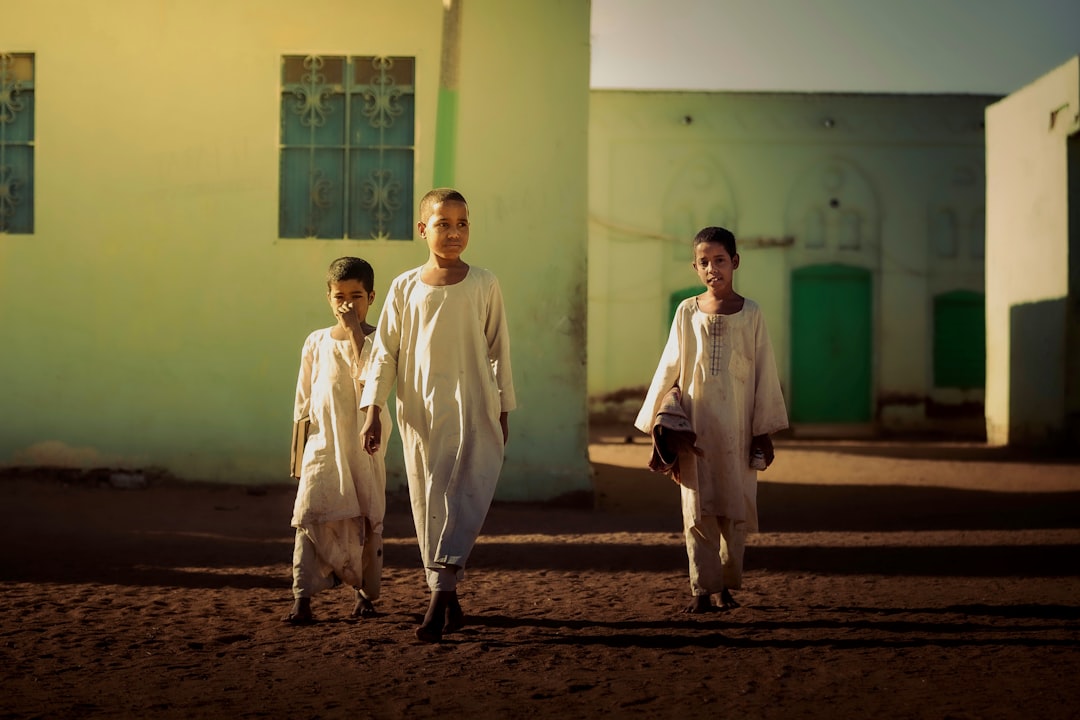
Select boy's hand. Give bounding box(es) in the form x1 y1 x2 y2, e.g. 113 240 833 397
361 407 382 455
751 434 775 468
336 302 363 332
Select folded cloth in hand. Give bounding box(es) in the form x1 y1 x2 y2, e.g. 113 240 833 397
648 387 703 484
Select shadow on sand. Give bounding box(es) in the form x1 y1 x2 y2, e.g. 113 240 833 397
2 455 1079 586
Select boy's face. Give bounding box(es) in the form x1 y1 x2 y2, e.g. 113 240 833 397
692 240 739 293
327 279 374 324
418 200 470 262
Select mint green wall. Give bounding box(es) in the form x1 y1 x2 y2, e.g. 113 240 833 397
985 57 1079 446
0 0 591 499
589 91 994 433
453 0 591 498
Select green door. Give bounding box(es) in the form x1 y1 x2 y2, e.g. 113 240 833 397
669 286 700 323
933 290 985 388
791 264 872 423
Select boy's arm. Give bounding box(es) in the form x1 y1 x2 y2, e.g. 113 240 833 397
359 277 402 412
634 309 683 435
293 334 315 422
748 306 787 470
751 307 789 437
361 406 382 455
484 275 517 413
359 277 405 455
291 335 316 477
333 301 367 376
358 329 386 455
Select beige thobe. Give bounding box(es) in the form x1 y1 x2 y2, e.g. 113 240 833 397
291 328 389 599
360 266 516 590
635 298 788 593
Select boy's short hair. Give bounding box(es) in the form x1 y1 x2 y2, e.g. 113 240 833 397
419 188 468 223
693 226 737 257
326 256 374 292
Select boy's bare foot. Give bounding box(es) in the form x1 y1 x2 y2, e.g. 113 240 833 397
682 595 716 614
444 592 465 633
352 593 377 619
283 597 315 625
415 591 452 643
720 589 740 609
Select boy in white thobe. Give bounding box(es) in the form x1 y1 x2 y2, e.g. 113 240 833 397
361 189 515 643
285 257 390 625
636 227 788 613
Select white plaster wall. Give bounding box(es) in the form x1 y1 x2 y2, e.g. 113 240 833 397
984 57 1079 445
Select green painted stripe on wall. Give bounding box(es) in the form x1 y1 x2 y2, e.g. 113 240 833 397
433 87 458 188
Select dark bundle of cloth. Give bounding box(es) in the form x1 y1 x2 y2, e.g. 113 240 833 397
648 386 703 484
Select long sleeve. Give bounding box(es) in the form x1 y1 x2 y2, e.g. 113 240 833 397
751 310 789 437
294 333 315 422
359 278 403 410
485 276 517 412
634 308 684 434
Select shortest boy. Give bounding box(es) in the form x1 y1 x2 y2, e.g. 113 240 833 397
285 257 391 624
635 227 788 613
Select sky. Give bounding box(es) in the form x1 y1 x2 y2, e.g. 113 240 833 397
590 0 1080 95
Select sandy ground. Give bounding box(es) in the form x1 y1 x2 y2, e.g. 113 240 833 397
2 426 1079 719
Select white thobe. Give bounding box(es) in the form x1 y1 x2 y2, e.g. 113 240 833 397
291 328 389 598
360 266 516 588
634 298 788 532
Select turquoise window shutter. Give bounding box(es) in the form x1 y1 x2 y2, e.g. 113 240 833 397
0 53 34 234
279 55 415 240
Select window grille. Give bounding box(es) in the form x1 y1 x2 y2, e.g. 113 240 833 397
279 55 415 240
0 53 34 234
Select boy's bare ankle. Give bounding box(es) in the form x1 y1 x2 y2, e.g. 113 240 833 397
444 593 465 633
415 591 453 642
283 597 314 624
682 594 715 614
352 594 378 619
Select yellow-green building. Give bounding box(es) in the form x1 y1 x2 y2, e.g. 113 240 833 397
8 2 1068 495
0 0 592 500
